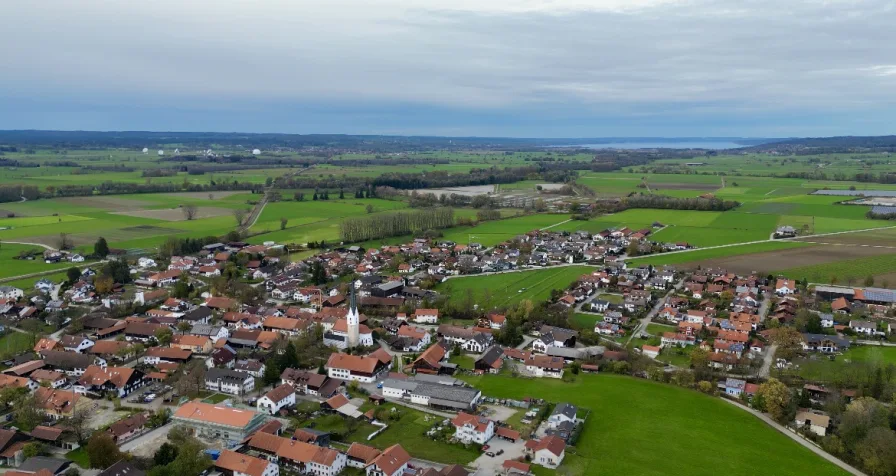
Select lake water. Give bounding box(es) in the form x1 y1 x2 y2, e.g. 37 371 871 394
558 141 746 150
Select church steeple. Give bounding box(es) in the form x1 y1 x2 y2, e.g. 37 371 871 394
346 283 360 348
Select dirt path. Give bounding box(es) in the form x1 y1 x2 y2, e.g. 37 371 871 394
540 218 572 230
1 240 56 250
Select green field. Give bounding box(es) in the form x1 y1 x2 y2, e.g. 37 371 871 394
0 243 87 280
627 241 810 266
436 266 593 309
461 374 847 476
0 331 35 360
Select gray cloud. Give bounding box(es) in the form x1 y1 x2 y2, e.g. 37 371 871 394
1 0 895 135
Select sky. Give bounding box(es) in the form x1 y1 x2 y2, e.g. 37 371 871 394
1 0 895 138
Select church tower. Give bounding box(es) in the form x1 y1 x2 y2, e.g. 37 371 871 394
346 284 360 348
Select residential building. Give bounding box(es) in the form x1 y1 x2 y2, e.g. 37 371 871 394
205 368 255 395
76 365 146 398
172 401 267 441
547 403 577 429
214 449 279 476
366 444 411 476
525 436 566 469
257 384 296 415
451 412 494 444
794 411 831 437
325 353 386 383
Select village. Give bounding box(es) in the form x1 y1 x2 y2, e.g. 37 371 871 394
0 227 894 476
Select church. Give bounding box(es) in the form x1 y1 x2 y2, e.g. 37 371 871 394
323 286 374 349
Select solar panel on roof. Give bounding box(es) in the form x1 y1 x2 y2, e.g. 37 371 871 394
813 190 896 197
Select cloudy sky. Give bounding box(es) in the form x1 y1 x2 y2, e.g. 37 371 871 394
1 0 895 137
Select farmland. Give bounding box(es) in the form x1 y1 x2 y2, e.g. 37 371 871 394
461 374 847 476
436 265 593 308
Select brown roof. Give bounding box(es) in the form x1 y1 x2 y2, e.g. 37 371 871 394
414 344 446 369
0 374 32 389
264 383 295 403
29 425 63 441
246 432 340 466
326 353 378 374
371 444 411 475
78 365 138 389
502 460 531 473
171 335 210 347
174 400 260 428
34 387 80 414
215 450 271 476
525 435 566 456
34 338 60 352
108 412 148 437
30 369 65 382
346 442 381 464
205 296 238 310
368 347 392 365
125 322 166 337
326 393 350 409
263 316 308 331
452 412 492 433
145 347 193 360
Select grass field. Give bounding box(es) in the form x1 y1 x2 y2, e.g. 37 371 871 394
627 241 810 267
0 243 86 279
436 266 593 308
775 253 896 285
0 331 35 360
461 374 847 476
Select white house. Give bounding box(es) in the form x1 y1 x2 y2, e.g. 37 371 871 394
525 436 566 469
775 279 796 295
137 257 157 269
849 320 877 336
256 383 295 415
366 444 411 476
59 335 94 353
820 314 835 328
325 353 384 384
547 403 577 429
451 412 494 444
70 254 85 263
205 368 255 395
0 286 24 300
413 309 439 324
794 411 830 437
524 355 564 379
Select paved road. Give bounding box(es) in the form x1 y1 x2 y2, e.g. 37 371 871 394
721 399 867 476
758 344 778 379
119 423 173 452
627 278 684 345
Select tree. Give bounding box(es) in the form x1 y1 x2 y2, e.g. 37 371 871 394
0 387 27 409
177 360 207 397
155 327 173 346
294 192 305 201
168 438 211 476
93 237 109 258
233 208 249 226
177 321 192 334
14 393 42 431
857 427 896 476
840 397 890 449
66 267 82 284
262 359 281 386
366 204 374 214
339 189 345 199
22 442 45 459
57 233 72 250
768 327 804 360
182 204 198 221
280 217 288 230
277 341 300 371
173 274 191 299
154 442 180 466
865 275 876 287
756 378 792 423
87 432 123 469
62 405 93 445
94 275 114 295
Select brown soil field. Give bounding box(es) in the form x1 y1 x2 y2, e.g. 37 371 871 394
682 244 894 275
60 196 151 211
113 206 232 221
162 191 250 200
792 227 896 247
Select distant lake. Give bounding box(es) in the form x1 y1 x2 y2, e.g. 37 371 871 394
556 141 746 150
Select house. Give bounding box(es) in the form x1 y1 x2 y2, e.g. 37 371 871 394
794 410 830 436
29 369 66 388
245 432 345 476
214 449 279 476
107 412 148 443
524 355 564 379
280 369 343 397
346 442 381 469
39 350 102 377
97 460 145 476
205 368 255 395
451 412 494 444
142 347 192 365
366 444 411 476
547 403 577 429
325 353 385 383
380 378 481 411
531 326 577 353
76 365 146 398
474 346 504 374
502 460 532 476
0 286 24 300
257 383 295 415
413 309 439 324
641 345 660 359
34 339 62 353
724 378 747 397
411 342 452 375
171 335 213 354
525 435 566 468
34 387 82 419
775 279 796 295
849 320 877 336
172 400 268 441
802 334 850 353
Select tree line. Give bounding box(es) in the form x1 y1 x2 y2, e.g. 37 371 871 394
340 207 454 242
622 194 740 211
0 185 40 204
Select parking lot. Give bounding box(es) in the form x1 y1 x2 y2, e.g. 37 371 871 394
470 436 528 475
125 383 174 407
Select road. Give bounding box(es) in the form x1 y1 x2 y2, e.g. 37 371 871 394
441 262 588 281
0 259 109 285
758 344 778 378
626 278 684 345
721 399 867 476
119 423 173 452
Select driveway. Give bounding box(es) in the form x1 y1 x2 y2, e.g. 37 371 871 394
470 437 527 475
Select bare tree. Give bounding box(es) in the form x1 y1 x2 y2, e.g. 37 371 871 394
233 208 249 226
62 405 93 445
182 204 198 221
57 233 72 250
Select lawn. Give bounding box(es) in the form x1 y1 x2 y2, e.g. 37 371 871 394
202 393 231 404
449 354 476 370
843 345 896 364
441 214 572 246
0 331 35 360
0 243 88 280
436 266 594 309
459 374 847 476
344 404 480 464
627 241 810 267
570 313 602 330
65 447 90 467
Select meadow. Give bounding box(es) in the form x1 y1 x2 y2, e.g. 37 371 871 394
461 374 847 476
436 265 593 309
